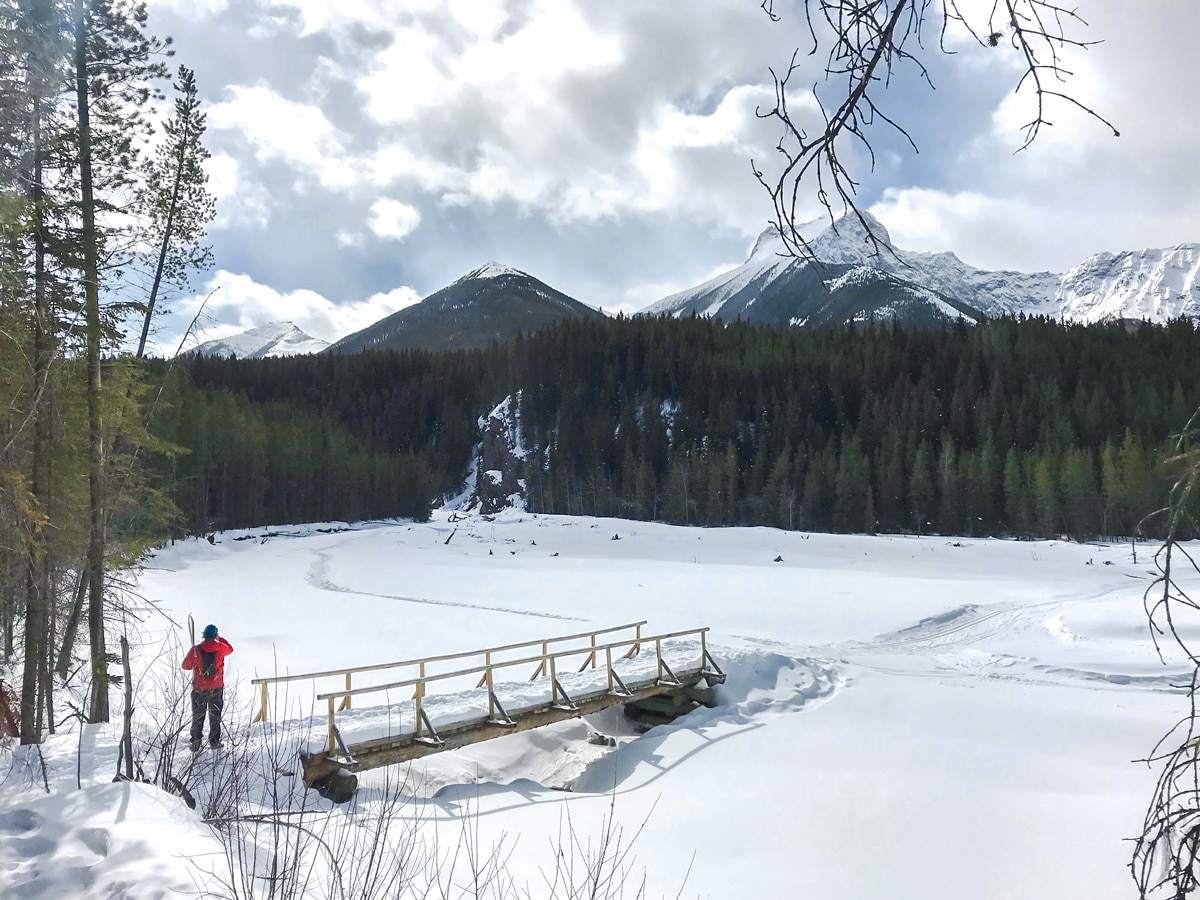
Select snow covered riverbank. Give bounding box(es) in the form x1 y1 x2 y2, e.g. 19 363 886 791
2 510 1191 898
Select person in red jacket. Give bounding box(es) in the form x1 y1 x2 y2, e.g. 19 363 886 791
182 623 234 752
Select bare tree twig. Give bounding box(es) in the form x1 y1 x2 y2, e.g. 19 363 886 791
754 1 1116 258
1132 404 1200 897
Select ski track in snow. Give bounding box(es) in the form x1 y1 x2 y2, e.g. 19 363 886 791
734 583 1185 697
189 524 1186 808
305 548 586 622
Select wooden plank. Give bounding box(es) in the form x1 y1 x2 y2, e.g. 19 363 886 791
315 627 709 701
300 668 712 786
253 620 647 686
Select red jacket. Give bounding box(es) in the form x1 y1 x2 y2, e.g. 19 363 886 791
182 636 234 690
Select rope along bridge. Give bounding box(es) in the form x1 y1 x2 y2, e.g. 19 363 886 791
250 621 725 792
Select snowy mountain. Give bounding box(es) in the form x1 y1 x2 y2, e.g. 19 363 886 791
642 213 1199 326
327 262 606 354
186 321 330 358
1056 244 1200 323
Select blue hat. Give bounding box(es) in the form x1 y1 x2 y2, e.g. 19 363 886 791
203 624 218 640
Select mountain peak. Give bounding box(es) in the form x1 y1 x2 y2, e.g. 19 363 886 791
329 264 604 354
748 213 894 265
748 225 786 261
460 262 526 282
186 321 329 359
647 216 1200 327
810 211 894 260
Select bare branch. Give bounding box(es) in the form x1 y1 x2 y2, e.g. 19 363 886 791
755 1 1117 257
1132 405 1200 897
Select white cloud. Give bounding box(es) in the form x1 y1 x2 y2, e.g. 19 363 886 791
147 0 229 19
869 187 1061 271
448 0 509 40
367 198 422 241
204 153 272 230
146 0 1199 321
178 1 796 254
264 0 443 37
207 86 356 190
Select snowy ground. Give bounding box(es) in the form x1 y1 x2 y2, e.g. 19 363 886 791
1 509 1194 898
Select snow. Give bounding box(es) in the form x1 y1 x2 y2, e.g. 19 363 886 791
646 213 1199 324
1 510 1193 898
1057 244 1200 323
462 262 526 281
187 321 331 359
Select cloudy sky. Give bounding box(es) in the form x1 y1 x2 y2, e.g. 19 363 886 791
136 0 1200 354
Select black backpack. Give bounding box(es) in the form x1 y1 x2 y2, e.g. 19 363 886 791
199 647 218 679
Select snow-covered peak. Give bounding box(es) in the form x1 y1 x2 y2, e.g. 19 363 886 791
461 262 526 282
643 211 1200 326
747 226 785 261
747 213 894 265
1056 243 1200 323
806 211 895 265
186 321 330 359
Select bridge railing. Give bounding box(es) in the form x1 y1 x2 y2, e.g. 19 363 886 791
312 626 718 756
249 620 648 724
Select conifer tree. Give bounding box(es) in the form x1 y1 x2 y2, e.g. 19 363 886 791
135 64 214 358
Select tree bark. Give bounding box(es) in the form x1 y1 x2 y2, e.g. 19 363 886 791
75 0 109 723
20 35 53 746
119 635 133 780
56 565 88 681
135 140 184 359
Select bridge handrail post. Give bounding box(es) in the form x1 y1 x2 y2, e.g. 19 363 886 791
578 633 598 673
655 637 663 682
605 645 614 691
254 681 269 723
339 673 352 711
415 661 426 737
622 623 643 660
701 630 707 668
477 650 495 689
531 641 549 681
326 697 336 755
549 655 558 704
486 663 496 719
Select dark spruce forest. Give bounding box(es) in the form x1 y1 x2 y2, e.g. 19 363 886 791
147 313 1200 543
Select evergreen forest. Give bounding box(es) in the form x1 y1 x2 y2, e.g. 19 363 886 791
153 313 1200 543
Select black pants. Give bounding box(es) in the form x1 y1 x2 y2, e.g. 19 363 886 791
190 687 224 746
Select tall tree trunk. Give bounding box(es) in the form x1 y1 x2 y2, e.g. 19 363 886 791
135 144 184 359
56 565 88 681
20 87 52 745
75 0 108 724
118 635 133 779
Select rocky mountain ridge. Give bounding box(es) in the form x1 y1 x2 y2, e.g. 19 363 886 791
326 262 604 354
643 213 1199 326
186 321 330 359
194 223 1200 358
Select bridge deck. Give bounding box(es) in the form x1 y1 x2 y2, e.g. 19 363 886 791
323 666 716 781
265 624 723 787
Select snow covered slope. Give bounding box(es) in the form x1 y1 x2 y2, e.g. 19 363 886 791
1057 244 1200 323
187 321 330 358
644 214 1199 326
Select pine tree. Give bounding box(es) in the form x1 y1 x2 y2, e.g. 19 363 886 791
908 441 935 535
1032 453 1061 538
1060 446 1100 541
134 64 214 358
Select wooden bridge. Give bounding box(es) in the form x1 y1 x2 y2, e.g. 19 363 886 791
250 622 724 790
